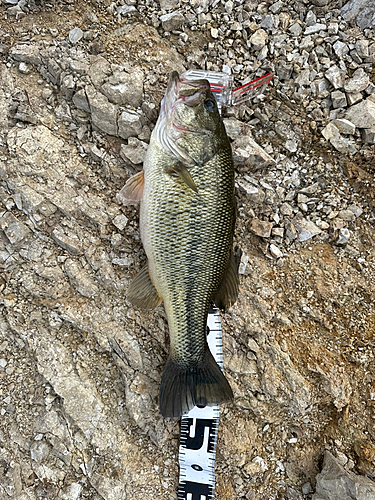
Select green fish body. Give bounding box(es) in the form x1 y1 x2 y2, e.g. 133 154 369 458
120 72 239 417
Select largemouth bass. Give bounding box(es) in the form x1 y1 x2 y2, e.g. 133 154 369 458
120 71 240 417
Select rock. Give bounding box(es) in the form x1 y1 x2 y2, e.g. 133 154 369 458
51 227 83 255
260 15 274 29
112 214 128 231
277 61 293 81
238 252 249 275
160 11 185 31
101 69 144 107
313 451 375 500
0 212 30 245
295 69 310 87
250 29 268 51
338 210 355 222
333 40 349 59
159 0 180 9
345 99 375 129
118 110 143 140
328 22 339 35
299 182 320 195
18 62 29 74
293 216 321 242
361 128 375 144
355 39 369 58
305 11 316 26
331 119 356 135
331 90 347 109
231 135 274 168
346 92 363 106
341 0 375 30
236 179 265 203
269 0 283 14
64 259 99 298
9 44 42 66
322 122 356 153
61 74 75 100
86 86 118 136
72 89 90 113
304 23 326 35
117 5 137 15
69 27 84 44
250 218 273 238
269 243 283 258
88 56 112 89
325 65 345 90
336 227 350 245
344 68 370 93
120 137 148 164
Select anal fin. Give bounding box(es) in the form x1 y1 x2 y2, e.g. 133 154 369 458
213 247 241 311
117 171 144 205
127 264 162 309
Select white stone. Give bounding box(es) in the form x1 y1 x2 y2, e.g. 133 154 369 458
250 29 268 51
325 65 345 89
345 99 375 128
304 23 326 35
344 68 370 93
69 27 83 44
270 244 283 258
331 119 356 135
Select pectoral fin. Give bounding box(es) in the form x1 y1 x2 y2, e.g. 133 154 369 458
213 248 241 311
117 171 144 205
165 163 198 193
127 264 162 309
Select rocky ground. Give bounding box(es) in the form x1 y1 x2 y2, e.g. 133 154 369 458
0 0 375 499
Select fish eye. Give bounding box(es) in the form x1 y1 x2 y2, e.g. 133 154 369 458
204 99 216 111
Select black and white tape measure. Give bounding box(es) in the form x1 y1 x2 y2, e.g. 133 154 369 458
177 306 223 500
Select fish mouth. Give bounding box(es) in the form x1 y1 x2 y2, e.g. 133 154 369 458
155 72 213 166
164 72 210 133
167 71 210 106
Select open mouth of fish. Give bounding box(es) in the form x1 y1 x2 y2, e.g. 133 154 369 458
164 71 211 134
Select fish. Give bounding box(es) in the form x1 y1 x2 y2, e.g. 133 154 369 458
119 71 240 417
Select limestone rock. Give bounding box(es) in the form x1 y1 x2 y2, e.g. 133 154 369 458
250 218 273 238
9 44 41 65
325 65 345 90
250 29 268 51
331 119 356 135
345 98 375 129
344 68 370 93
120 137 148 165
160 11 185 31
69 27 84 44
101 69 144 107
118 109 143 140
86 85 118 136
231 135 274 168
313 451 375 500
0 212 30 246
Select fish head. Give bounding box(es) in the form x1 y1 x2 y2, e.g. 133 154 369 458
157 72 228 166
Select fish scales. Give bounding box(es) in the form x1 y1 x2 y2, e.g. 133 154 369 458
121 72 239 417
142 144 234 364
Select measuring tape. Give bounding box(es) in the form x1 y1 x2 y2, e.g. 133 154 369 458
177 306 223 500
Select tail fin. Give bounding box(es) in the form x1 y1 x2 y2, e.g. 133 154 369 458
159 349 233 417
